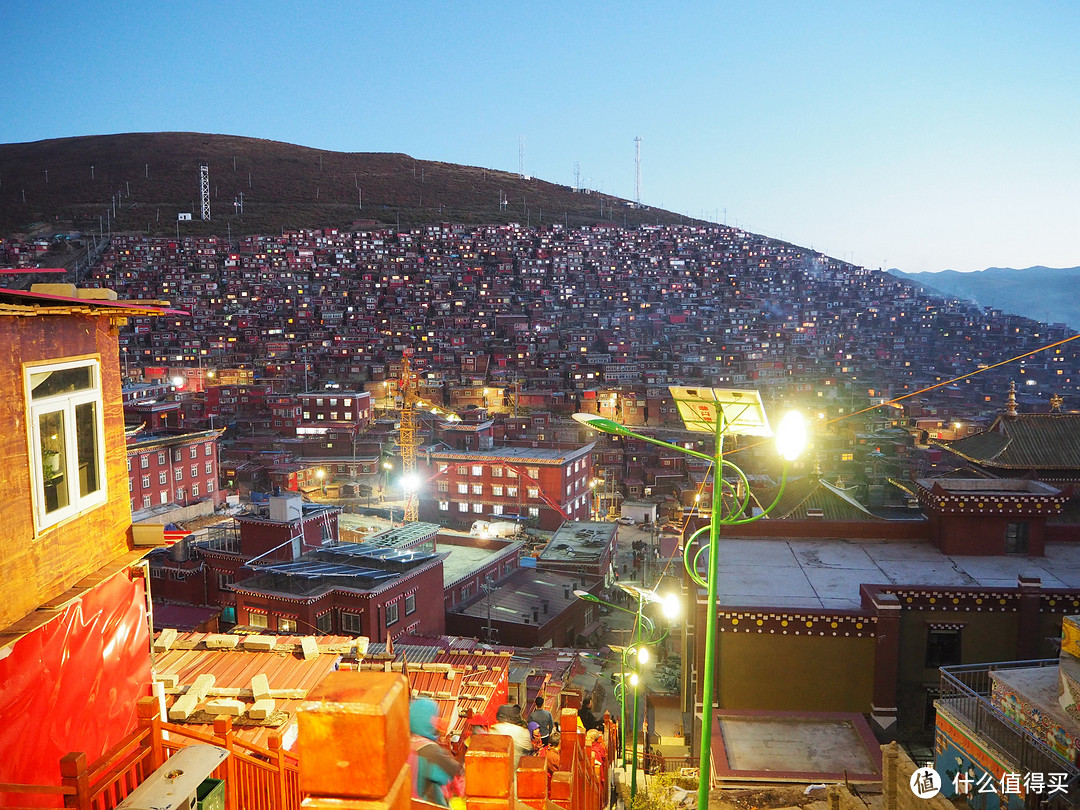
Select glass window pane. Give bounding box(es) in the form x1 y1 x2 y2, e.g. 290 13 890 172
39 410 69 513
75 401 100 497
30 365 94 399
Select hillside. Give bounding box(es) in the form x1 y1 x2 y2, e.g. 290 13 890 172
891 266 1080 331
0 133 701 239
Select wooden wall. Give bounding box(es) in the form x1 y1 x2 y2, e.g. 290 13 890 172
0 313 132 630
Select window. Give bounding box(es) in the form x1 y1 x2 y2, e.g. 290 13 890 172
925 627 962 668
176 487 185 501
141 475 150 488
458 502 469 512
386 602 399 626
207 479 215 493
157 471 167 485
341 611 363 634
174 468 183 481
492 504 503 515
528 506 539 517
471 484 483 495
278 616 298 633
158 452 166 466
248 612 268 629
405 594 416 615
142 495 151 508
457 465 468 475
27 358 109 529
438 501 450 511
841 452 854 462
205 461 213 475
141 455 149 469
1005 522 1029 555
527 467 539 479
472 465 483 477
160 491 168 505
461 583 473 600
437 480 448 492
190 464 198 478
492 466 503 478
192 483 200 498
492 485 504 496
507 468 518 479
316 612 332 633
204 443 212 456
507 486 518 497
457 483 469 494
190 446 198 459
473 503 484 513
528 487 539 499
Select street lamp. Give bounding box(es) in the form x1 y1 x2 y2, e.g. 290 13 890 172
574 387 806 810
575 583 680 803
316 468 326 496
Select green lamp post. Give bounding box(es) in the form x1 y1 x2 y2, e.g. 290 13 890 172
574 387 807 810
575 584 680 804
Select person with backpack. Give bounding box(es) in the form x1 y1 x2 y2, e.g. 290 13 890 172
409 698 464 807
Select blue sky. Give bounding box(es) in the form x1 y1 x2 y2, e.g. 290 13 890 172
2 1 1077 273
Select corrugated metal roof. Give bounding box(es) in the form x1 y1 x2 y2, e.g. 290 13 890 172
153 631 362 750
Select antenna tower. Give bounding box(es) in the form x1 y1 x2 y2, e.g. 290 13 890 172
199 163 211 221
518 136 526 178
634 137 642 205
574 162 581 192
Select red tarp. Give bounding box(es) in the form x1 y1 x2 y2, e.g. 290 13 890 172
0 571 152 803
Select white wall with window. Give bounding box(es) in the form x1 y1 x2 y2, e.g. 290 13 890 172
26 358 108 532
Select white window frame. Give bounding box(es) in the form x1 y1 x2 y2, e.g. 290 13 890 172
405 594 416 615
386 601 400 626
26 357 108 532
341 611 363 634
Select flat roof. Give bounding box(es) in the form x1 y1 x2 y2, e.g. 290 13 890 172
706 537 1080 610
431 443 594 465
451 568 586 623
442 541 521 586
540 521 616 563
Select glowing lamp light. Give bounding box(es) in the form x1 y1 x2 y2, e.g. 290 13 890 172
775 411 807 462
660 592 681 620
400 473 421 492
629 673 639 687
171 376 185 387
637 646 650 665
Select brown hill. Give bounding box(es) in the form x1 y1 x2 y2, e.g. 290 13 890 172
0 132 701 239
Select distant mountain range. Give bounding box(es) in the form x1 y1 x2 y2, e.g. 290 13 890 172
890 267 1080 332
0 132 703 239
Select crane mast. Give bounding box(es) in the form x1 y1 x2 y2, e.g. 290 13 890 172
397 350 420 522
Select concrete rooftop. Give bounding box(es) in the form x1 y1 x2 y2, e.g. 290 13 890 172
710 538 1080 610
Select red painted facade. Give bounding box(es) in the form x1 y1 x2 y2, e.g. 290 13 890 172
127 430 223 511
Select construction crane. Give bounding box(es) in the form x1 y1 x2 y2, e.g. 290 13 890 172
395 349 421 522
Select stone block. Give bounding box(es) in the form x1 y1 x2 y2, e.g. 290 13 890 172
168 693 198 721
204 634 240 649
155 672 178 689
153 628 177 652
249 699 276 720
191 673 216 700
251 673 271 701
243 634 277 651
205 698 245 716
464 733 513 799
301 636 320 659
298 670 409 799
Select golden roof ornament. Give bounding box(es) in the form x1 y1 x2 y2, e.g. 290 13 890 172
1005 380 1018 418
1051 394 1064 413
